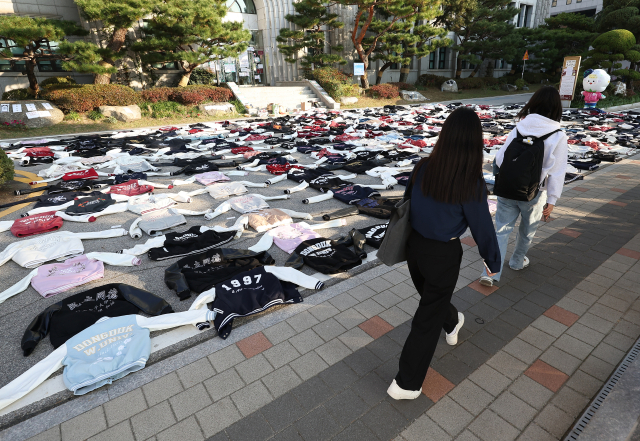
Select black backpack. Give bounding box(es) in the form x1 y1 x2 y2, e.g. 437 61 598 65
493 129 560 201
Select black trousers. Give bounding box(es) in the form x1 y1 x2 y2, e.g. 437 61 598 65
395 230 463 391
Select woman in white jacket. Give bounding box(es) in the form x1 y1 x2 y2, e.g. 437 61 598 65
480 86 568 286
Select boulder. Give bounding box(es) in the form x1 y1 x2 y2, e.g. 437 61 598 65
501 84 518 92
340 97 358 104
0 100 63 129
197 102 235 116
98 105 141 122
400 90 427 101
521 85 530 91
613 81 627 96
441 80 458 92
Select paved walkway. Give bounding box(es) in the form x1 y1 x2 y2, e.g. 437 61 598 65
3 157 640 441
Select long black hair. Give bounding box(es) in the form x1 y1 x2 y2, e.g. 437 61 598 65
411 107 484 204
516 86 563 122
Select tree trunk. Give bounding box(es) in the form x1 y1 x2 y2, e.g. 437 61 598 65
469 59 483 78
177 72 192 87
399 66 410 83
360 69 370 89
376 62 392 84
455 53 463 79
25 57 39 96
94 61 114 84
94 27 128 84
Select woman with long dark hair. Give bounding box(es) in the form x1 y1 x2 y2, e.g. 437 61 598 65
478 86 568 287
388 107 500 400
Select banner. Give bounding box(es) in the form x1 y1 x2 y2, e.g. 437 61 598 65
559 56 581 101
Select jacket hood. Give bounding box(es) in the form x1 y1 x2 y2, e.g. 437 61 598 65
516 114 561 137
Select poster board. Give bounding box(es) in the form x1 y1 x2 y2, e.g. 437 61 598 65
353 63 365 76
559 56 581 107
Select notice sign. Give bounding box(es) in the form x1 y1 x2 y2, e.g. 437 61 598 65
42 103 53 110
1 104 8 112
354 63 365 76
559 56 581 101
12 104 22 113
25 103 36 111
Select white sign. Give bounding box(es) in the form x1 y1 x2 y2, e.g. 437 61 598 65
255 75 261 80
12 104 22 113
0 104 8 112
354 63 365 76
25 111 39 119
239 72 249 77
224 64 236 72
25 103 36 111
41 103 53 110
38 110 51 117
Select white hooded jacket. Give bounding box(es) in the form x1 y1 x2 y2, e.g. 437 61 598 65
495 113 568 205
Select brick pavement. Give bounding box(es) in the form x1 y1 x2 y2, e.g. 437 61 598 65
4 157 640 441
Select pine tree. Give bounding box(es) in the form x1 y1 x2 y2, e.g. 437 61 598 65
597 0 640 40
72 0 156 84
370 10 449 84
277 0 345 71
0 16 89 95
436 0 519 78
519 13 597 77
583 29 640 81
337 0 434 89
133 0 251 87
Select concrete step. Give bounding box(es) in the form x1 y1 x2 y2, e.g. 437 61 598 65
238 85 326 111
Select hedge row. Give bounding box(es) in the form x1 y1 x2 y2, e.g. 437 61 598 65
36 84 232 113
367 84 400 99
311 67 360 100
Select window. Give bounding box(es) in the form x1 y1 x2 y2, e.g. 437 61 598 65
495 59 506 69
0 39 26 72
36 41 66 72
438 48 446 69
566 0 572 4
551 0 557 5
429 52 436 69
226 0 256 14
250 30 263 48
151 61 180 70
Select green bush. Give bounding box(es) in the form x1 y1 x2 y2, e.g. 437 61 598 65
0 148 14 185
230 99 247 114
150 101 185 118
311 67 356 99
388 82 416 91
2 88 33 100
188 69 218 85
64 111 81 121
514 78 527 89
140 85 233 105
417 74 447 88
87 110 103 121
367 83 400 99
40 76 77 89
41 84 141 113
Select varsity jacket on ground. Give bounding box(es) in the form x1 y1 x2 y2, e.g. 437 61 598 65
248 219 347 254
1 310 213 410
21 283 173 356
0 253 141 304
165 248 276 299
357 224 388 248
189 266 322 338
285 229 367 274
0 228 128 269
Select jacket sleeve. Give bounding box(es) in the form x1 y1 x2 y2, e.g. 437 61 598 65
21 302 63 356
0 344 67 411
118 284 173 316
336 229 367 259
0 268 38 305
165 262 191 300
137 309 216 332
463 184 501 273
544 133 568 206
264 266 324 290
284 250 305 269
85 252 141 266
72 228 127 240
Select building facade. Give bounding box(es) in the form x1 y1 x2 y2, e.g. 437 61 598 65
1 0 540 93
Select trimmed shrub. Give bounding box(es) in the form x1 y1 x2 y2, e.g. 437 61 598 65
41 84 141 113
140 87 174 103
141 85 233 105
388 82 416 91
0 148 14 185
40 76 77 89
417 74 447 88
311 67 356 99
2 88 32 100
367 84 400 99
188 69 218 85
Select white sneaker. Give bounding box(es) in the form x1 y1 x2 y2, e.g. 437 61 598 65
387 380 422 400
479 276 494 287
446 313 465 346
510 256 530 271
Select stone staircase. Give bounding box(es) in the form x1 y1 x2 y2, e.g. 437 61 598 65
238 84 326 111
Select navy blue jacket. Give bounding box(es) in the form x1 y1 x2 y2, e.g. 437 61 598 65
408 166 501 273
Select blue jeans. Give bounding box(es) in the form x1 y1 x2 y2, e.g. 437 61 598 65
481 191 547 282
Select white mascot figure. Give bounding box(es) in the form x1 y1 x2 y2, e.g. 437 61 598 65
581 69 610 110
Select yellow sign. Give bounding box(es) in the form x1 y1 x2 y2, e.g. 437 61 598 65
522 50 529 61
